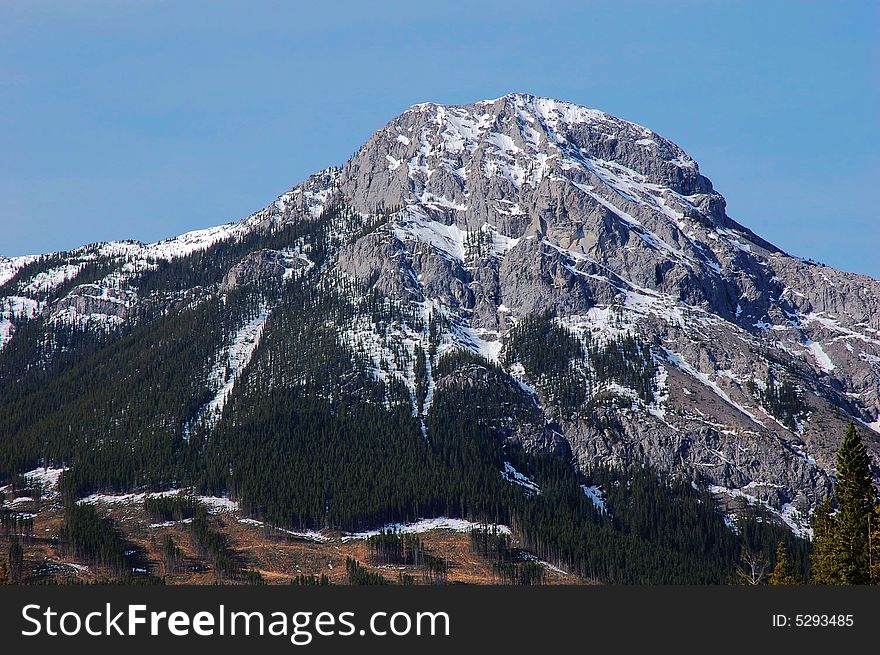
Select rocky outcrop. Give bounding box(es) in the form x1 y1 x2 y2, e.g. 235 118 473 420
51 284 136 323
221 250 288 291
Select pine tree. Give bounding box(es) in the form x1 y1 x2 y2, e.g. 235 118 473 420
8 538 23 583
810 498 840 584
834 423 877 584
769 541 801 585
870 503 880 584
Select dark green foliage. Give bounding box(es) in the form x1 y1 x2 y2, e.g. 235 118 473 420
587 334 656 405
0 250 115 302
189 507 240 582
492 560 546 585
810 423 878 585
345 557 388 585
291 573 330 585
160 534 182 575
503 311 588 412
810 498 839 584
769 541 802 585
186 505 263 583
513 460 812 584
835 423 877 584
0 288 267 495
397 571 417 585
503 311 584 378
59 504 137 578
367 531 427 566
0 202 824 586
203 277 448 531
734 507 812 581
8 537 23 583
208 385 438 530
470 527 514 563
422 553 448 583
0 509 34 539
134 216 329 294
414 346 428 409
364 532 448 583
144 495 200 523
751 372 805 431
240 569 265 585
428 314 441 354
433 347 504 379
512 463 709 583
470 528 547 584
464 227 493 260
0 203 340 490
503 311 657 415
353 205 398 240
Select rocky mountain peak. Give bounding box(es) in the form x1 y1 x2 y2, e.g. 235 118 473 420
341 93 722 233
330 95 880 522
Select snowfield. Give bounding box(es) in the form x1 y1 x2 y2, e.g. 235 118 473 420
343 517 512 541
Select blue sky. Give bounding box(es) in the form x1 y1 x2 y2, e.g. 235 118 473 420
2 1 878 276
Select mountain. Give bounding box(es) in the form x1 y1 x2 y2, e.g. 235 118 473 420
1 93 878 582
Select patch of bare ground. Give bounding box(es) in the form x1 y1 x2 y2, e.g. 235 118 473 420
1 495 588 585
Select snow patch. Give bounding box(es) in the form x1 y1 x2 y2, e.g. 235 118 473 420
343 517 511 541
805 340 836 373
520 552 569 576
0 255 40 287
23 467 67 496
185 304 270 437
236 518 329 543
580 485 607 514
708 485 812 538
502 462 541 494
393 212 466 261
197 496 240 513
78 490 239 514
78 490 183 506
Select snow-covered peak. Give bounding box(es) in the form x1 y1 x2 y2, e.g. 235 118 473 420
398 93 699 173
412 93 613 128
342 92 715 233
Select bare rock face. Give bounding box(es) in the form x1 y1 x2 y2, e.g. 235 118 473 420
50 284 137 325
220 250 288 291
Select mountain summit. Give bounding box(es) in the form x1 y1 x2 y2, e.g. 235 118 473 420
1 95 879 546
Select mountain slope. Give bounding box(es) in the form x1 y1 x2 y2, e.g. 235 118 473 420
1 93 878 553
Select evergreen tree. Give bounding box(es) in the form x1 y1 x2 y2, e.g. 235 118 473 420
345 557 388 585
8 538 23 583
833 423 877 584
769 541 801 585
870 503 880 584
160 534 182 576
810 499 840 585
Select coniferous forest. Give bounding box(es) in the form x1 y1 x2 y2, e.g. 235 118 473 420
0 203 877 585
